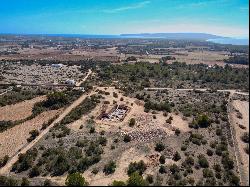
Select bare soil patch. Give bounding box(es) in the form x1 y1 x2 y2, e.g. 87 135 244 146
0 96 46 121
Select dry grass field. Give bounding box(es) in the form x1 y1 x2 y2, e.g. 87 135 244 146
0 96 46 121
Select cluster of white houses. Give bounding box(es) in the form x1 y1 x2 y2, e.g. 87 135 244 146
51 64 76 86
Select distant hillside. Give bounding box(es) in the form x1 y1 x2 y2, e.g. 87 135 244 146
120 33 224 40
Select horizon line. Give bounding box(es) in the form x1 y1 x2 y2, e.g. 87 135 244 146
0 32 249 39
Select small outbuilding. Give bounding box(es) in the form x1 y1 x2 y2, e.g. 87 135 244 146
51 64 63 68
65 79 75 85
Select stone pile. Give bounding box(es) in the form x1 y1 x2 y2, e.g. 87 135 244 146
127 128 167 142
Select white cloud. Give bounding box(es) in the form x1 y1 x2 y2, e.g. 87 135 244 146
118 23 249 37
102 1 151 13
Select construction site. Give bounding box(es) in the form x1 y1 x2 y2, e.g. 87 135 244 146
98 104 130 122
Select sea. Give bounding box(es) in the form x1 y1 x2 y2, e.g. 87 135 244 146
51 34 249 45
8 34 249 45
207 38 249 45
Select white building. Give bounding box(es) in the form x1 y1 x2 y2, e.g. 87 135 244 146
51 64 63 68
65 79 75 85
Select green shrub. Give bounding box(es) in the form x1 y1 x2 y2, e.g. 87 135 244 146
215 172 222 179
144 100 171 112
12 148 38 173
113 92 118 98
215 143 228 156
52 154 70 176
216 128 222 136
127 172 148 186
203 168 214 178
244 145 249 154
111 180 126 186
159 155 165 164
173 151 181 161
0 175 19 186
98 136 107 146
0 121 13 133
229 172 240 186
146 175 154 184
91 168 99 175
0 155 9 168
169 164 180 174
155 142 165 152
185 156 195 166
210 141 218 149
127 160 147 176
198 155 209 168
221 154 234 170
43 179 52 186
21 177 30 186
29 166 40 178
181 145 187 151
76 139 88 147
103 161 116 175
129 118 136 127
123 135 131 143
159 165 167 174
175 129 181 136
241 132 249 143
65 172 88 186
213 164 221 172
89 127 95 133
189 133 204 146
27 129 39 142
207 149 214 156
197 114 211 128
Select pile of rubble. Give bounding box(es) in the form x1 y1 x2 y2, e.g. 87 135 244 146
146 154 160 167
127 128 168 142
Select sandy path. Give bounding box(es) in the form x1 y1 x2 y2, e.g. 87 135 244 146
0 70 92 175
75 69 92 87
230 100 249 185
0 96 46 121
0 109 59 158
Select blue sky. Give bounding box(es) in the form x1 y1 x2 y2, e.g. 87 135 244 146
0 0 249 37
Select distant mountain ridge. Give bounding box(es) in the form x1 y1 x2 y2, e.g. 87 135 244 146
120 33 224 40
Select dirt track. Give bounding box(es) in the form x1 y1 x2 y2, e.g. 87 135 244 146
229 99 249 186
144 87 249 96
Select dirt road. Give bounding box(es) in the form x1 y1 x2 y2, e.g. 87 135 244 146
0 86 13 96
0 70 92 175
76 69 92 87
227 93 249 186
144 87 249 95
